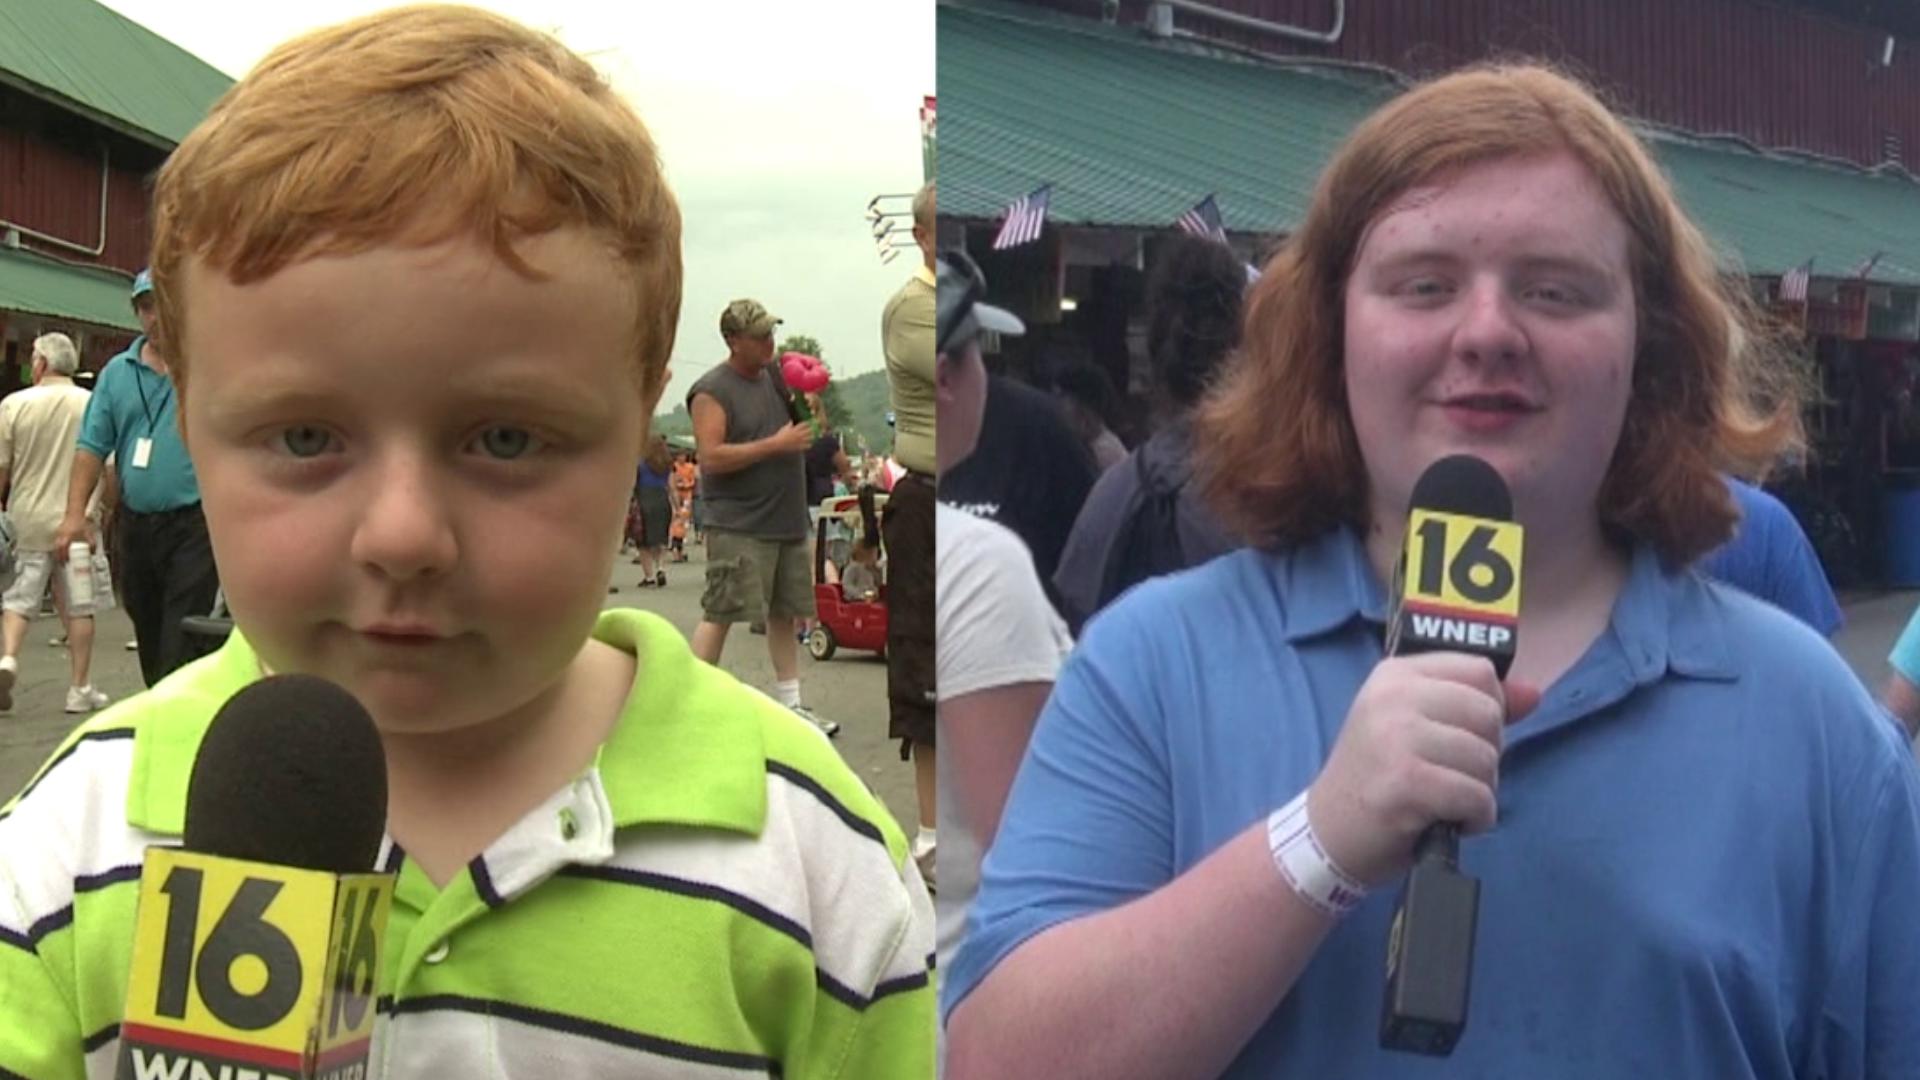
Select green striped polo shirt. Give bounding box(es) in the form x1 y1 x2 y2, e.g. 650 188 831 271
0 609 935 1078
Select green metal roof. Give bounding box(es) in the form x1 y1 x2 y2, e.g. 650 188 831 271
940 0 1920 286
940 1 1380 236
0 0 232 149
0 247 139 331
1653 133 1920 285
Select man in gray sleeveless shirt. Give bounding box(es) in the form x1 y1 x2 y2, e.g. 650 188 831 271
687 299 839 737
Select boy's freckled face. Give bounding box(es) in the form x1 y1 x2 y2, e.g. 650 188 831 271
181 229 655 733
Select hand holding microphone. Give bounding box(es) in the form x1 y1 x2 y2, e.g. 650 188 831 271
1353 454 1534 1057
1307 651 1515 889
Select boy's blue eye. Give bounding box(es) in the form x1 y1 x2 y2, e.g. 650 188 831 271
477 427 535 460
280 426 333 457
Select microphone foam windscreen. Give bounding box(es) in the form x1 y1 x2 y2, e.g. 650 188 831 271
1408 454 1512 521
184 674 388 873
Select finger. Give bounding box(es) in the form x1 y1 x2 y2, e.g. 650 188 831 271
1503 679 1543 723
1407 678 1506 749
1413 722 1501 790
1415 761 1498 835
1394 651 1503 703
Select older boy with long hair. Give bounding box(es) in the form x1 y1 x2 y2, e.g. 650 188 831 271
948 62 1920 1078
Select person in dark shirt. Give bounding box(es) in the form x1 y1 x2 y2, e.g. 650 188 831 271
1050 363 1129 473
804 431 848 509
940 373 1098 616
1054 235 1246 635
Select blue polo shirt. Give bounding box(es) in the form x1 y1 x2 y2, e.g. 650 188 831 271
76 337 200 513
948 528 1920 1077
1702 476 1843 637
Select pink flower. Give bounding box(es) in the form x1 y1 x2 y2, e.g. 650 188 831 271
780 352 831 393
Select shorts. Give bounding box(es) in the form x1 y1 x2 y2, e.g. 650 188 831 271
701 529 816 625
2 550 95 618
884 472 936 755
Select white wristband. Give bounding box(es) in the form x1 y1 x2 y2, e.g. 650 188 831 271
1267 790 1367 918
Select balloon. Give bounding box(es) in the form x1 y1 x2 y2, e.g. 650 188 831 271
780 352 831 394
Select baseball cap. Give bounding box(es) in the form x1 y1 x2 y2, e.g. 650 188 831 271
936 250 1023 355
719 299 781 338
131 268 154 301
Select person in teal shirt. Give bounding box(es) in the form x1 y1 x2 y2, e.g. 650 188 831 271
1879 604 1920 738
56 268 219 687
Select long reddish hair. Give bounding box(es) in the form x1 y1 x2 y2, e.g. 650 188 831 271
1195 62 1803 565
643 435 673 476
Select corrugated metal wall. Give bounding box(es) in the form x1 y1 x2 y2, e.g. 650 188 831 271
0 127 154 274
1024 0 1920 168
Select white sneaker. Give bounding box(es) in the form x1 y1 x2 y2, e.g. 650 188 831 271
65 684 109 714
48 634 67 648
0 655 16 711
789 703 841 739
913 841 937 893
126 639 139 651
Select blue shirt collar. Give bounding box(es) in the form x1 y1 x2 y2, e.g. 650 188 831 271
1270 529 1391 642
113 335 159 373
1272 528 1736 683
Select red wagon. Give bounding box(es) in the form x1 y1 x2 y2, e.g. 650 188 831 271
806 492 887 661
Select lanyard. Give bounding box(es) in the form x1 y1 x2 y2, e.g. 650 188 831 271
131 360 174 436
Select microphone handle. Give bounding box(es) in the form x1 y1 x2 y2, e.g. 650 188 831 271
1413 821 1460 867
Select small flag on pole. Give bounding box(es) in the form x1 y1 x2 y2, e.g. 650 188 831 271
1853 251 1885 280
920 96 937 181
1175 194 1228 244
1779 258 1812 303
992 185 1051 251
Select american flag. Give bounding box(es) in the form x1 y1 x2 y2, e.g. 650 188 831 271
992 185 1051 251
1175 194 1228 244
1779 259 1812 303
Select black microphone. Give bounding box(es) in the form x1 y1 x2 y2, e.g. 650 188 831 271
1379 455 1524 1057
117 675 394 1080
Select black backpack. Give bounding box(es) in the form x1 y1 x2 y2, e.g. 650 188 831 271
1098 452 1190 606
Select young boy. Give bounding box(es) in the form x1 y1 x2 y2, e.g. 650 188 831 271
0 7 934 1078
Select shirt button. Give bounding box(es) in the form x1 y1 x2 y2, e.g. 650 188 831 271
424 941 451 965
559 807 580 842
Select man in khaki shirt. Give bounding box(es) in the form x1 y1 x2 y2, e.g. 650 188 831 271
0 333 109 714
883 181 938 883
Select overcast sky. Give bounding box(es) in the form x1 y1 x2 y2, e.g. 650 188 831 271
96 0 934 411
